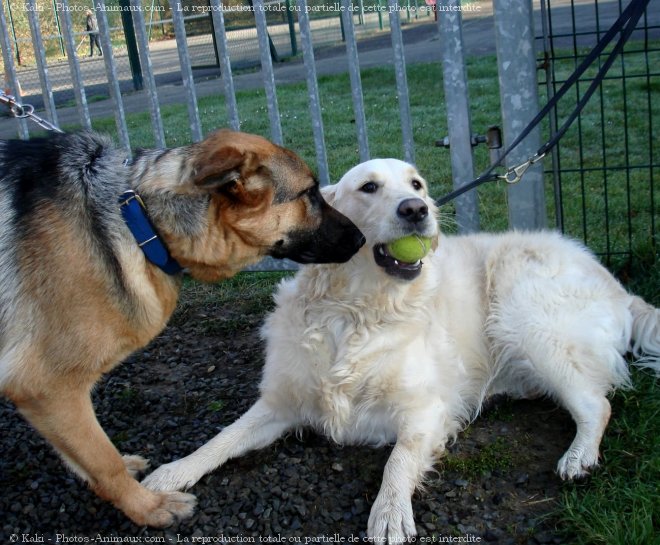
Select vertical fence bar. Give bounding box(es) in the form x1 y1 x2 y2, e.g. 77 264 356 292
95 2 130 152
437 0 479 232
341 0 370 162
58 0 91 130
6 1 20 64
52 1 65 55
285 0 297 56
172 1 203 142
388 0 415 164
0 2 28 138
131 0 165 148
26 0 58 129
119 0 143 91
595 1 612 260
210 0 240 131
296 0 330 186
539 0 562 231
642 8 656 248
493 0 546 229
253 0 283 144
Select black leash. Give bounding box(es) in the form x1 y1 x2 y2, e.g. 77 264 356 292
435 0 651 206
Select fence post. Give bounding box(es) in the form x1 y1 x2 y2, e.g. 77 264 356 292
493 0 547 229
437 0 479 233
377 0 383 30
119 0 144 91
297 0 330 186
253 0 283 144
6 0 20 65
57 0 92 130
25 0 58 128
0 0 28 138
51 0 65 56
388 0 414 165
209 0 241 131
341 0 370 162
96 0 131 152
286 0 297 56
539 0 562 231
131 0 166 148
171 0 203 142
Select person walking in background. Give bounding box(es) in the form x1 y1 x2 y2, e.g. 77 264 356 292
86 9 102 57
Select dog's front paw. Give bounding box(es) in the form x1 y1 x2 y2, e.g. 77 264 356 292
141 490 197 527
122 454 150 478
368 493 417 543
123 489 196 528
142 459 203 492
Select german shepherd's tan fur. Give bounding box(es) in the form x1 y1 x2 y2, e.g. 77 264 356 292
0 130 363 527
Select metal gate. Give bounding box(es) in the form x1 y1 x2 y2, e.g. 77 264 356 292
538 0 659 266
0 0 658 269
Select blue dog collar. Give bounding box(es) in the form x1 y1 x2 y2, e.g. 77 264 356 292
119 190 183 275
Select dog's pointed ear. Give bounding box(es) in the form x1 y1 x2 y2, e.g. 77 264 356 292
191 145 256 192
321 183 338 206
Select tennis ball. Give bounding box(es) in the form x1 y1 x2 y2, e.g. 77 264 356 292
386 234 432 263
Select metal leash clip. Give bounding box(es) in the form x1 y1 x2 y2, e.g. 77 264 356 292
497 152 547 185
0 91 64 134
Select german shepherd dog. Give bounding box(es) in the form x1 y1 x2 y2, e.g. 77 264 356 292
0 130 364 527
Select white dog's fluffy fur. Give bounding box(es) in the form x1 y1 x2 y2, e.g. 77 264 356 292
145 159 660 540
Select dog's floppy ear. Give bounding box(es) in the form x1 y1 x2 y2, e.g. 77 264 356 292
191 145 257 192
321 183 338 206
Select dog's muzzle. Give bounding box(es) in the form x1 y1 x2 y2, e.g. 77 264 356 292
270 203 365 264
372 197 436 281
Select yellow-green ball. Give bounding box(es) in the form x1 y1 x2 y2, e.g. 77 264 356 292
386 234 432 263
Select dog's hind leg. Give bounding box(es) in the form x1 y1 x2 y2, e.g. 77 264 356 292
143 398 294 492
504 343 617 480
554 389 612 480
11 383 196 527
490 271 632 480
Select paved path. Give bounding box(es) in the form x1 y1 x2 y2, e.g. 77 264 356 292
1 0 658 138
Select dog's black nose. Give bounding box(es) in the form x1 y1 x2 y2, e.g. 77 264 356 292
397 198 428 224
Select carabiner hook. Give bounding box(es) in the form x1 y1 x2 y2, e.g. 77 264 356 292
497 152 547 185
498 161 532 185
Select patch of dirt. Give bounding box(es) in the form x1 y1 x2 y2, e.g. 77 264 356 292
0 289 575 544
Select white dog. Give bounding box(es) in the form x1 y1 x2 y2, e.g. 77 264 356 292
144 159 660 541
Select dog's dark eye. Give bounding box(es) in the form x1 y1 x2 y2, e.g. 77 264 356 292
411 179 423 191
219 180 240 199
359 181 378 194
305 185 322 207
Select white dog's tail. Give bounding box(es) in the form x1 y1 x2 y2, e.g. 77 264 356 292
630 296 660 373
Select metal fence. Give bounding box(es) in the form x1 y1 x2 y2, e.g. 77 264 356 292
0 0 658 268
1 0 432 107
537 0 659 266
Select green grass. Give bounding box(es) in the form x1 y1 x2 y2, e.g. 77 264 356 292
557 369 660 545
82 45 659 545
207 400 225 412
439 436 513 479
555 253 660 545
170 271 290 327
